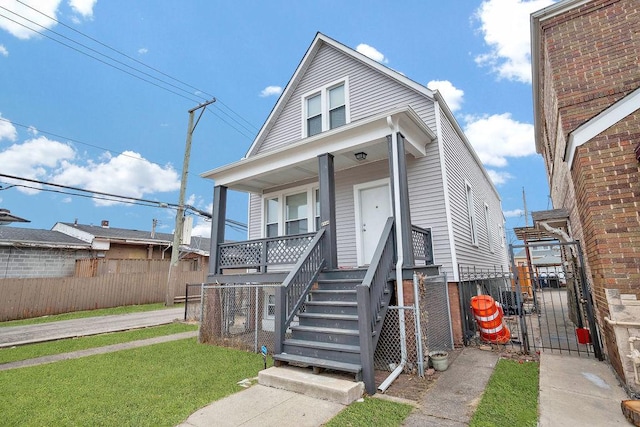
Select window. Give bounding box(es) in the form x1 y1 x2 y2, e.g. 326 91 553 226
266 198 279 237
484 203 494 252
302 79 349 137
306 94 322 136
263 186 320 238
267 294 275 318
285 192 308 235
498 223 505 248
465 182 478 246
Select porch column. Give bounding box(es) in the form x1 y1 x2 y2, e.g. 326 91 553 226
209 185 227 276
387 132 414 267
318 153 337 269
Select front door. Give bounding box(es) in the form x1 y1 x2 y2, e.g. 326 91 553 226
355 179 391 266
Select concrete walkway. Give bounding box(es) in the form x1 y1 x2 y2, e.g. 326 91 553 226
539 352 629 426
403 347 499 426
0 307 184 348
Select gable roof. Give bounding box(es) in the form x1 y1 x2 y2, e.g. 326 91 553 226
245 32 436 158
0 226 91 249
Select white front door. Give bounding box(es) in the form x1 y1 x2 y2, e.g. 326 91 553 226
355 179 392 266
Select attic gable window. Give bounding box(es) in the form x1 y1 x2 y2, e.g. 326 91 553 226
303 78 349 137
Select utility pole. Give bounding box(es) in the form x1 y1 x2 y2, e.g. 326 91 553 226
166 98 216 306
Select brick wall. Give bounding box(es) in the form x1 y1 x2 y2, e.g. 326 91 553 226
0 247 93 279
537 0 640 380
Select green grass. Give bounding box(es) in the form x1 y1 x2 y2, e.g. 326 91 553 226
469 358 539 427
0 323 198 364
326 397 414 427
0 303 179 327
0 338 264 426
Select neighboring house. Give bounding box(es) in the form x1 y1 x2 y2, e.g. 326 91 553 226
53 220 210 262
202 33 509 393
531 0 640 391
0 226 92 278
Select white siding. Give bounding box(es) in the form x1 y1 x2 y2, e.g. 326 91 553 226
439 110 509 271
255 43 436 155
248 193 262 240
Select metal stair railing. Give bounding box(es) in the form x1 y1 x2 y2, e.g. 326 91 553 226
274 228 326 354
357 217 396 395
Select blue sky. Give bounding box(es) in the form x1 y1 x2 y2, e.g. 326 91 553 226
0 0 555 243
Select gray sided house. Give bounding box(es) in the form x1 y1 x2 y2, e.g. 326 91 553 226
0 227 92 278
202 33 508 393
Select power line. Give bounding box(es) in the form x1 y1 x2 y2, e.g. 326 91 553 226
2 3 259 142
0 174 247 230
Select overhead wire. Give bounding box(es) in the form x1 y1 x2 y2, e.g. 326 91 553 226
2 3 259 141
0 174 247 230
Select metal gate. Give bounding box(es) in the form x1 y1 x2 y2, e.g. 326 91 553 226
509 240 603 359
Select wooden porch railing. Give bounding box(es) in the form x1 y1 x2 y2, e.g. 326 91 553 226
411 225 434 265
357 217 396 395
216 232 316 274
274 229 326 354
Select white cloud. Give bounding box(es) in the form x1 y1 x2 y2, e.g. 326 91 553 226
0 115 18 142
463 113 535 167
503 208 524 218
427 80 464 112
260 86 282 97
0 0 62 40
356 43 388 64
0 45 7 56
474 0 555 83
68 0 96 18
138 47 148 55
52 151 180 205
486 169 513 186
0 136 76 193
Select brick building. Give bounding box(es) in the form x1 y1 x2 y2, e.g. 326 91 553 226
531 0 640 391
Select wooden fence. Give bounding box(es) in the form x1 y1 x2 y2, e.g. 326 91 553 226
0 260 208 321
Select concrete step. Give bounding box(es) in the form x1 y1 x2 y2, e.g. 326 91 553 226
258 365 364 405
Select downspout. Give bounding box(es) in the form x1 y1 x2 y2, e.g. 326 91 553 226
379 118 407 392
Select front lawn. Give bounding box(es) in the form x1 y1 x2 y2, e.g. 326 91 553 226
0 338 263 426
326 397 414 427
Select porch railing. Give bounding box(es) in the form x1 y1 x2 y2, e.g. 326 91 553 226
358 217 396 395
216 232 316 274
411 225 433 265
274 229 326 354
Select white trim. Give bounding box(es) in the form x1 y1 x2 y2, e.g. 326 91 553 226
484 203 494 253
434 101 453 279
301 77 350 138
465 180 478 247
565 87 640 168
202 107 434 192
261 184 319 238
353 178 391 266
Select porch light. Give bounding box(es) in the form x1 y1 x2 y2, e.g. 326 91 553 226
355 152 367 161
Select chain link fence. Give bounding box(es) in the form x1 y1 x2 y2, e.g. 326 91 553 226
199 274 454 377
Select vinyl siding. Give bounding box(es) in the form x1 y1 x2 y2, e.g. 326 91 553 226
255 43 436 155
439 110 509 271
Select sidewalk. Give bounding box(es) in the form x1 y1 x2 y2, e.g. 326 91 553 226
0 307 184 348
539 352 629 426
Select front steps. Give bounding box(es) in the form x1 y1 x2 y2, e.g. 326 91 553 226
258 365 364 405
273 268 390 380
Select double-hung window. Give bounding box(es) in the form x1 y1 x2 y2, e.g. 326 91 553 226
303 79 349 137
266 198 279 238
285 192 308 235
484 203 493 252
